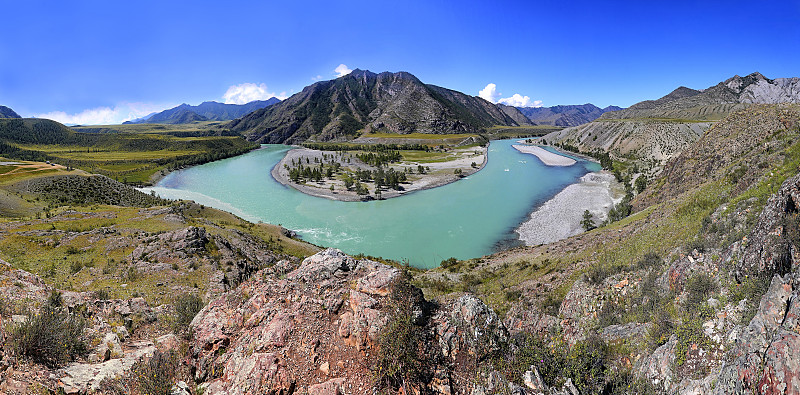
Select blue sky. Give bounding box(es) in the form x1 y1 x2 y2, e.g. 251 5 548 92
1 0 798 124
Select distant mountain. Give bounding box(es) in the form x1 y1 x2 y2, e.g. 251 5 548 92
543 72 800 176
227 69 532 144
0 105 21 119
125 98 281 124
516 104 623 127
604 72 800 120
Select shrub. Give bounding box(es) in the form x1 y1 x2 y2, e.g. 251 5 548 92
47 290 63 307
101 350 179 395
494 332 566 388
685 239 706 254
674 305 715 366
540 293 563 316
95 288 110 300
374 276 431 391
684 273 718 313
598 300 625 328
635 252 663 271
729 273 771 324
130 350 178 395
70 260 84 274
174 294 204 337
9 304 87 368
585 262 624 285
564 336 610 394
646 308 675 351
440 257 458 269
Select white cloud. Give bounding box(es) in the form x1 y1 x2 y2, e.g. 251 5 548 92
222 83 286 105
35 102 170 125
478 83 542 108
498 94 543 108
334 64 353 77
311 75 323 81
479 83 500 103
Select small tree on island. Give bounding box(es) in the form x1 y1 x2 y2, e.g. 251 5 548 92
581 210 596 231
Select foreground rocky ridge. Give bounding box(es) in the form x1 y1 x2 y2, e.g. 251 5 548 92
4 171 800 393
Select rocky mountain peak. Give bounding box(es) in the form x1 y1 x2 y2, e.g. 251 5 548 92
724 71 771 93
227 70 530 143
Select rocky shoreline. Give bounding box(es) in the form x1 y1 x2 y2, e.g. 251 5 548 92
515 171 625 245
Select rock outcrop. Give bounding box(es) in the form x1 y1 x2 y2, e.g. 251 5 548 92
188 248 513 394
0 259 178 394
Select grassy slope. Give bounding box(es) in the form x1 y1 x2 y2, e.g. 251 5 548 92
0 159 320 305
1 119 258 185
415 104 800 318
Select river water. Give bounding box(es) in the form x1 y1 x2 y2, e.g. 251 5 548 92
145 139 599 268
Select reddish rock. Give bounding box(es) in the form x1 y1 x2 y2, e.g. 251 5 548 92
308 378 345 395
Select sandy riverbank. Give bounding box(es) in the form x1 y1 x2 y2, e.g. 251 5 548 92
271 145 487 202
515 171 625 245
512 144 577 166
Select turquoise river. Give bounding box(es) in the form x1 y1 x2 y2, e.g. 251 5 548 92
145 139 599 268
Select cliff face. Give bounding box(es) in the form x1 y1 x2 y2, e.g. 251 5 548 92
227 70 531 144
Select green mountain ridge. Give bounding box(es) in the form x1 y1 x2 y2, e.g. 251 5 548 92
226 69 532 144
0 105 21 119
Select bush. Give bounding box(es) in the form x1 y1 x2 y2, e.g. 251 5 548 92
130 350 179 395
374 276 431 391
174 294 204 336
684 273 718 313
540 293 563 316
496 333 619 393
101 350 179 395
646 308 675 351
47 290 63 307
440 257 458 269
598 300 625 328
729 273 771 324
9 304 87 368
70 260 84 274
685 238 706 254
674 305 715 366
495 332 566 388
585 262 624 285
564 336 610 394
635 252 663 271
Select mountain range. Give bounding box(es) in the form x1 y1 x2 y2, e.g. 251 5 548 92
543 72 800 176
0 105 21 119
226 69 532 144
515 103 623 127
124 98 281 124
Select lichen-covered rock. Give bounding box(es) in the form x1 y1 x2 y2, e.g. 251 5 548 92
188 249 401 393
59 340 157 394
637 334 678 391
188 249 513 394
433 294 508 361
735 173 800 279
713 273 800 394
